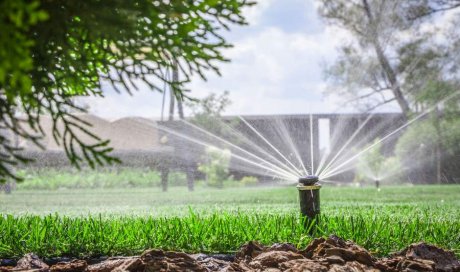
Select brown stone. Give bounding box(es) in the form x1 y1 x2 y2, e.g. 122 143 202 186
141 249 207 272
227 261 253 271
324 255 346 265
12 253 49 272
248 251 305 269
280 259 329 272
329 261 379 272
268 243 298 253
302 237 326 258
235 241 264 260
397 259 434 271
195 256 232 271
50 260 87 272
87 257 143 272
3 236 460 272
299 235 375 267
395 242 460 272
324 247 374 266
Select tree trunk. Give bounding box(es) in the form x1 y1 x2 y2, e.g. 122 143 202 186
161 167 169 192
174 61 185 119
186 170 194 191
362 0 412 117
173 61 194 191
163 62 178 192
168 67 175 121
434 106 442 184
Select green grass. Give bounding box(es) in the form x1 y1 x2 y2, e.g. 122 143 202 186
0 185 459 259
15 168 188 189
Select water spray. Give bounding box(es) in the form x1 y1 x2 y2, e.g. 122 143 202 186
297 175 321 233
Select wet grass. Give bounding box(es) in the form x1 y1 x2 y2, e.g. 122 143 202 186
0 212 458 259
2 185 459 217
0 185 459 258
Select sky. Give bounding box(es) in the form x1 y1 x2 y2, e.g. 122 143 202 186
83 0 400 119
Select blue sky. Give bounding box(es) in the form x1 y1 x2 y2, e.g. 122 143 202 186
84 0 402 119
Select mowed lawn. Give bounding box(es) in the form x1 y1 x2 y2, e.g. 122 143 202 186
1 185 458 218
0 185 459 258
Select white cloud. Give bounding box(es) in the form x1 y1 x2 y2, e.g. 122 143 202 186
242 0 274 26
85 1 356 119
186 20 354 115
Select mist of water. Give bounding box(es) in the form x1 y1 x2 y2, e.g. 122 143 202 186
153 89 459 185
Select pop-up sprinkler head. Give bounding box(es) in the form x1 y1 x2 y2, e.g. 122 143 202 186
297 175 321 234
375 179 380 189
298 175 319 186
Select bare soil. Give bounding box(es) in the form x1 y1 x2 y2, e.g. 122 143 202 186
1 236 459 272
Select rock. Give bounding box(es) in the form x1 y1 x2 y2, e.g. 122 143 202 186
329 261 380 272
280 259 329 272
50 260 87 272
227 261 253 271
193 254 232 271
280 258 378 272
87 257 142 272
248 251 305 269
375 242 460 272
235 241 264 260
300 235 375 266
324 247 374 266
396 258 435 271
396 242 460 272
2 237 459 272
268 243 298 253
12 253 49 272
324 255 346 265
141 249 207 272
302 237 327 258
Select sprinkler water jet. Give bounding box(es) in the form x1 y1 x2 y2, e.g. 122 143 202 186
297 175 321 233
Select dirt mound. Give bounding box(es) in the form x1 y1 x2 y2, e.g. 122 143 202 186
1 236 458 271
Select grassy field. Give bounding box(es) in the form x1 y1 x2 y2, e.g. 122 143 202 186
0 185 459 258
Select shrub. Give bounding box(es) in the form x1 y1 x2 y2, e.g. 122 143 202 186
15 168 164 189
198 146 231 188
354 139 385 184
240 176 258 187
395 118 460 183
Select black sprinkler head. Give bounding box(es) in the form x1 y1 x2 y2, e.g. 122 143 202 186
297 175 321 234
298 175 319 185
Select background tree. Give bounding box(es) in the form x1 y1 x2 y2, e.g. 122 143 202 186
354 139 403 186
319 0 413 114
319 0 460 183
185 91 233 189
198 146 231 188
186 90 232 130
0 0 253 182
319 0 460 114
354 139 385 185
405 0 460 20
158 91 232 192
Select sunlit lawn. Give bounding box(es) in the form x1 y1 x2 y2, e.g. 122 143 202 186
1 185 459 258
1 184 458 218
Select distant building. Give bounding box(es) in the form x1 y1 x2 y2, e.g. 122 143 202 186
20 114 161 151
